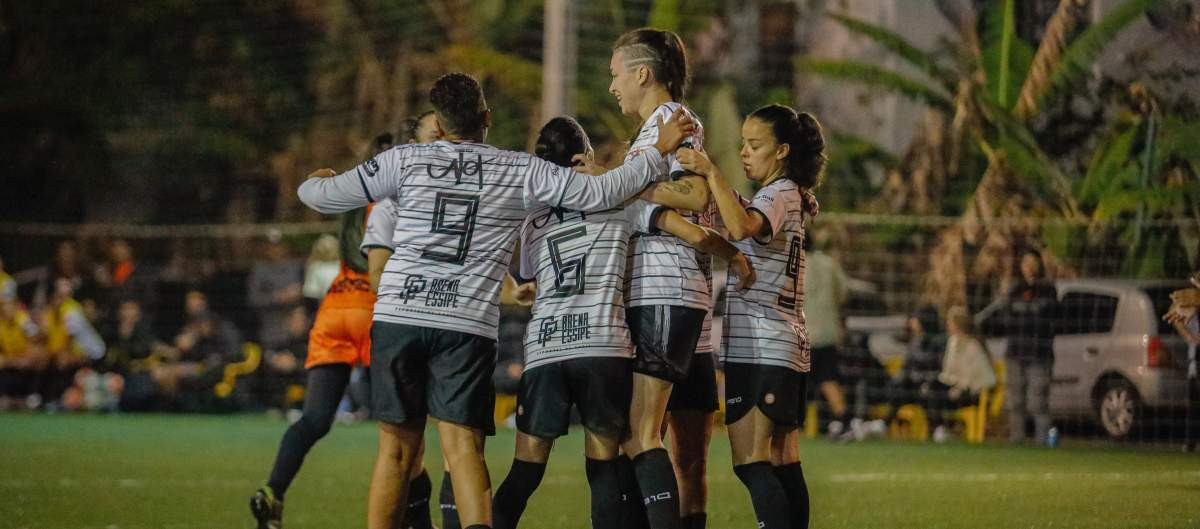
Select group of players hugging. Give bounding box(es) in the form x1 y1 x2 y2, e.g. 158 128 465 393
251 27 825 529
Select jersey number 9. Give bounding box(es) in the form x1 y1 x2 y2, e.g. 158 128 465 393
421 192 479 264
779 234 803 310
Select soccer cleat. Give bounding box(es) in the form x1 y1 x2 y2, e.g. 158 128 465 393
250 485 284 529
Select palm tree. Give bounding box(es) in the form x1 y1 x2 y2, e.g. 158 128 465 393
796 0 1196 309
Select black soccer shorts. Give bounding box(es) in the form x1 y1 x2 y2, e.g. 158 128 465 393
370 321 497 435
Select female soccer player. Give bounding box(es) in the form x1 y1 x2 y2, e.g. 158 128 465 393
677 104 825 529
491 115 749 529
298 72 699 529
252 133 430 529
606 28 719 529
253 123 444 529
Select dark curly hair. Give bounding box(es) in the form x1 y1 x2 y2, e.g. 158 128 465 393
534 116 591 168
429 73 488 138
747 104 826 189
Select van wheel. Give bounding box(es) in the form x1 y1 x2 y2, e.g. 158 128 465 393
1096 378 1139 439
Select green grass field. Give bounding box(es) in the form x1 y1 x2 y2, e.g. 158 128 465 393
1 414 1198 529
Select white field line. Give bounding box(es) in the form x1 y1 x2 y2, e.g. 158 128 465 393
828 470 1200 483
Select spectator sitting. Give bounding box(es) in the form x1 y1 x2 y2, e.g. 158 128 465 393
882 305 946 431
248 230 303 348
0 297 42 409
261 305 309 410
0 256 15 303
302 234 341 311
32 240 97 312
81 299 168 411
153 289 242 411
37 278 106 408
94 239 157 320
928 306 997 442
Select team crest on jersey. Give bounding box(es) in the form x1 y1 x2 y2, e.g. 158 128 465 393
364 158 380 177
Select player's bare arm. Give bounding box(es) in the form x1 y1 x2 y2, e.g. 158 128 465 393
366 247 392 294
639 175 709 213
655 210 755 290
677 147 768 241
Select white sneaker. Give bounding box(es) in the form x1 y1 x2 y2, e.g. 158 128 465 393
866 419 887 438
827 420 845 437
933 425 950 443
852 418 870 441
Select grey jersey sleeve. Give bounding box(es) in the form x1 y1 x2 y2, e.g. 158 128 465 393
298 147 407 214
522 149 666 212
360 198 397 255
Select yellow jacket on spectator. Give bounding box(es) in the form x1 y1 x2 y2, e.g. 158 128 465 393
1 304 38 359
0 270 15 303
43 298 105 360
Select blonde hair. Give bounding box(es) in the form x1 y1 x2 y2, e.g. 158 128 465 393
947 305 973 335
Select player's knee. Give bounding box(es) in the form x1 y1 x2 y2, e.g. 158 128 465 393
442 430 483 461
677 456 706 481
621 435 657 457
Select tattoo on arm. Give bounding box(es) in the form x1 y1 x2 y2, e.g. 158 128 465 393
661 182 691 195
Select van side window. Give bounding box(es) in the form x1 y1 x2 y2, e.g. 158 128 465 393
1058 292 1118 335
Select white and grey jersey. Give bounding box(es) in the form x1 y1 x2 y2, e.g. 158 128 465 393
517 206 635 371
298 140 667 340
722 179 812 372
624 102 711 313
360 197 397 255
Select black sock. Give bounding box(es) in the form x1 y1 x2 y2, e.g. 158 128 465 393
633 449 681 529
440 472 461 529
265 364 351 501
400 470 434 529
681 512 707 529
774 462 809 529
492 459 547 529
734 462 790 529
585 458 622 529
616 455 650 529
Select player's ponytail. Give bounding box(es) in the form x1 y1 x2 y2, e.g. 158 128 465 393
534 116 591 168
748 104 826 190
613 28 690 101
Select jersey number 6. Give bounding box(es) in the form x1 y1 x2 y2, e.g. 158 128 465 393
421 192 480 264
546 226 588 298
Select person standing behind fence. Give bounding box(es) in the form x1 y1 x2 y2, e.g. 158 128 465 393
803 235 850 435
248 231 305 348
999 248 1059 444
1163 270 1200 452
